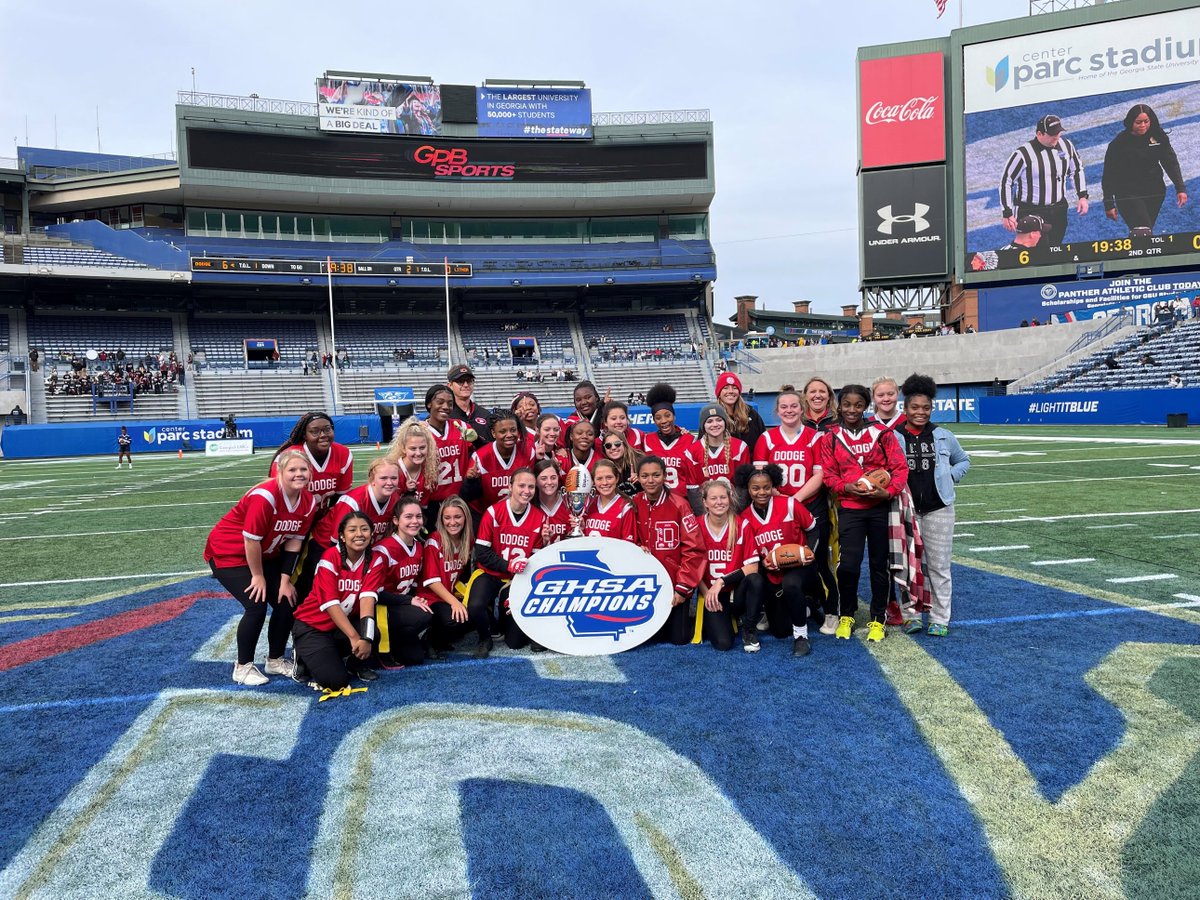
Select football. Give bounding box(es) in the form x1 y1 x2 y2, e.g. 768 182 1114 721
565 464 593 495
859 468 892 491
765 543 815 569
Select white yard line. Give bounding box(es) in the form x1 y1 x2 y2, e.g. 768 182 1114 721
960 472 1200 489
960 435 1200 446
1030 558 1096 566
1085 523 1137 529
967 545 1030 552
0 570 209 588
958 508 1200 526
0 524 208 542
1154 533 1200 539
1106 573 1179 584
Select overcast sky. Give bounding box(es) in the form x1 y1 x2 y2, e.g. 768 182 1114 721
0 0 1031 322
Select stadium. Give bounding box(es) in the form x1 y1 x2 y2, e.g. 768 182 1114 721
1 1 1200 898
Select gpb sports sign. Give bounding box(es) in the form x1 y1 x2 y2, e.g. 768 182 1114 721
509 536 672 656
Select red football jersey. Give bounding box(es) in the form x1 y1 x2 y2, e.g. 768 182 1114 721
740 496 816 584
426 420 474 504
642 430 699 496
699 516 757 586
204 479 318 568
685 438 748 488
539 495 573 544
476 499 546 578
631 490 706 597
310 483 398 548
293 546 367 631
271 442 354 504
472 441 535 512
555 447 600 475
582 494 637 541
871 411 907 432
817 424 909 511
396 463 432 506
419 531 469 602
754 426 825 497
361 534 424 599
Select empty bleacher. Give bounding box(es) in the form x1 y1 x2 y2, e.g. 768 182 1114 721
459 316 576 368
0 313 10 351
1022 318 1200 392
193 370 329 418
189 316 319 370
582 312 695 360
28 313 175 364
333 318 446 369
43 392 180 423
22 246 147 269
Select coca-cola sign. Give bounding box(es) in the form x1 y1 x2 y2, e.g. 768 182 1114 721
859 53 945 168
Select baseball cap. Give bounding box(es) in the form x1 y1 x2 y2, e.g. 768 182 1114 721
1017 214 1050 234
1036 114 1064 136
447 363 475 382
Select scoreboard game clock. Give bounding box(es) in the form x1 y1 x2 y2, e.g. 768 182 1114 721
970 230 1200 272
190 258 473 277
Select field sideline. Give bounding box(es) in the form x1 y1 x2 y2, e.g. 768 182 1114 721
0 424 1197 898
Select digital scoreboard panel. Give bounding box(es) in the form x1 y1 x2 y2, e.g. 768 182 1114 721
968 231 1200 273
190 258 472 277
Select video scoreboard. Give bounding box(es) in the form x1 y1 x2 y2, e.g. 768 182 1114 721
190 258 472 277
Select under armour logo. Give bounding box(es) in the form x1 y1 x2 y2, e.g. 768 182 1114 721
877 204 930 234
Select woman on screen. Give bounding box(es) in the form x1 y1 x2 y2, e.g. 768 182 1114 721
1102 104 1187 235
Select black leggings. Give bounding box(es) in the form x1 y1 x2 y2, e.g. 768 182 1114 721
653 601 693 646
701 577 762 651
836 503 891 622
1115 187 1166 232
376 591 434 665
756 567 815 638
210 561 293 665
466 571 511 644
291 620 352 691
805 500 840 617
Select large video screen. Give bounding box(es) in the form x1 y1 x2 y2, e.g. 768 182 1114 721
963 7 1200 275
317 78 443 136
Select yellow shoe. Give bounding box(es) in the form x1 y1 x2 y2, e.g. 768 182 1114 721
834 616 854 640
866 621 885 643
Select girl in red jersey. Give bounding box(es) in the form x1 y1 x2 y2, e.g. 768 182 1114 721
204 449 319 686
600 400 644 450
753 386 838 632
511 391 542 454
801 377 837 433
581 459 637 541
387 417 437 506
632 455 706 645
422 384 474 521
291 511 376 690
308 457 401 556
534 459 572 544
641 383 696 498
694 479 762 652
465 468 546 657
420 496 474 658
600 429 643 499
734 463 819 657
684 405 748 513
533 414 563 467
556 419 600 474
559 380 605 446
715 372 765 451
816 384 909 644
870 376 906 432
464 410 535 520
360 495 435 668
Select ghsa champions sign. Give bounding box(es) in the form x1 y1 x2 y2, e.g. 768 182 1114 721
509 537 672 656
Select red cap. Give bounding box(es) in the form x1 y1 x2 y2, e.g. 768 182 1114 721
715 372 743 396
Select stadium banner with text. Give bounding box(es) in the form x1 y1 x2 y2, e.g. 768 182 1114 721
316 78 442 136
976 270 1200 330
859 52 945 169
204 439 254 457
861 165 948 281
476 87 592 139
963 6 1200 276
982 388 1200 425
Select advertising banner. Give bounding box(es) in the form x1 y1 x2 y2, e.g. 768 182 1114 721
963 7 1200 275
477 87 592 139
204 439 254 457
861 165 948 280
373 387 415 403
859 52 945 169
977 270 1200 330
982 388 1200 425
316 78 442 136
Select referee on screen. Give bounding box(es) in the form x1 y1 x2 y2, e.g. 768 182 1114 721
998 114 1089 246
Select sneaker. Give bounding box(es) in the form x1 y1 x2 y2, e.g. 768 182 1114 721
377 653 406 670
742 630 761 653
291 660 311 684
886 600 904 627
353 666 380 681
902 619 924 635
866 621 885 643
756 615 771 633
232 662 268 686
115 464 121 469
264 657 297 677
834 616 854 640
928 623 949 637
792 636 812 657
424 641 446 661
819 614 840 636
529 642 548 653
473 638 493 659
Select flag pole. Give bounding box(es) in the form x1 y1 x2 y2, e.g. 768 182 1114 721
327 255 340 415
444 256 453 367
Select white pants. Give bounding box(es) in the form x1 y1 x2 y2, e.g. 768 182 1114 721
916 505 955 625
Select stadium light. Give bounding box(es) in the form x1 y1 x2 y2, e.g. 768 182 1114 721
484 78 587 88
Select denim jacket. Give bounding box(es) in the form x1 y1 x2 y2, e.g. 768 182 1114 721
895 426 971 507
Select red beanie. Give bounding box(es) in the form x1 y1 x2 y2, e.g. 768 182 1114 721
715 372 743 396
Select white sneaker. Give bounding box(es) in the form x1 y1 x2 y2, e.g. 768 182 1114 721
819 614 840 635
116 464 121 469
264 657 296 677
233 662 268 685
756 616 770 633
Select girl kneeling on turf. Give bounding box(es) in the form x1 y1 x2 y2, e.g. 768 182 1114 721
291 511 376 691
696 478 762 652
204 449 318 686
360 495 434 668
420 496 474 658
735 463 818 657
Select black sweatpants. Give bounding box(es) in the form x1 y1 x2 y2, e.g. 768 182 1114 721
653 601 692 646
757 566 816 639
376 591 434 665
466 572 508 644
210 561 292 665
291 620 351 691
805 499 840 618
1016 199 1068 246
836 503 891 622
1115 187 1166 232
701 577 763 651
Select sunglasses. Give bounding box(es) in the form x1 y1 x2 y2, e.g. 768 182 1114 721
603 441 624 450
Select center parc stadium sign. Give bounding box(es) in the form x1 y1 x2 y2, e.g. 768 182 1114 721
509 536 672 656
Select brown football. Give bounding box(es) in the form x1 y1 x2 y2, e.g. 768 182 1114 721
765 543 815 569
862 468 892 490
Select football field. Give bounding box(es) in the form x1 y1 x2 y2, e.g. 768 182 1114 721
0 425 1198 898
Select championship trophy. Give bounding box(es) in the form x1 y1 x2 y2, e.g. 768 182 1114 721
564 465 593 537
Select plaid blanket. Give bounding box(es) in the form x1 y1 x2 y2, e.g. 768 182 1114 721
889 488 931 615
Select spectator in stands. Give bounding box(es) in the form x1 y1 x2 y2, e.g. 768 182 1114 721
447 363 492 446
1154 302 1174 328
1173 296 1189 322
1104 354 1120 370
1192 296 1200 320
1168 372 1184 388
715 372 765 451
1139 353 1160 367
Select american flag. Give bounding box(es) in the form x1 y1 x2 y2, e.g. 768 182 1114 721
935 0 947 17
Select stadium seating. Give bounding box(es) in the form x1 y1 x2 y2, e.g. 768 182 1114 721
0 313 9 351
22 246 147 269
1023 318 1200 392
582 312 696 359
188 317 319 370
193 370 328 418
459 316 575 367
28 313 175 364
332 318 446 369
43 392 179 423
